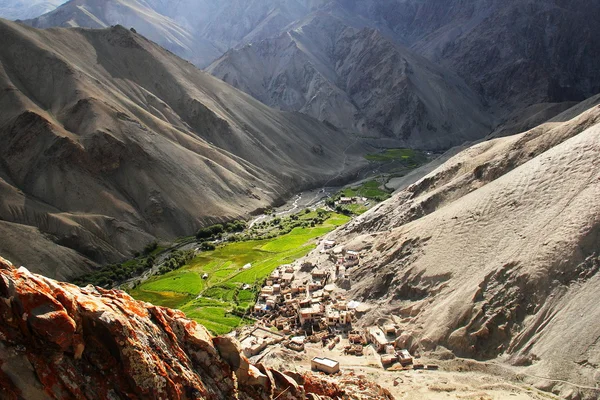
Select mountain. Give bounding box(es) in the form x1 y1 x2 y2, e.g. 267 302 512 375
309 95 600 398
146 0 312 52
208 13 492 150
25 0 600 135
0 19 363 280
24 0 222 67
343 0 600 111
0 256 393 399
0 0 64 20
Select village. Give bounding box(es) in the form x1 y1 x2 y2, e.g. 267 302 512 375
234 237 439 377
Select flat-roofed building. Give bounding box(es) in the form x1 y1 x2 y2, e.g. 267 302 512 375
311 357 340 374
281 273 294 285
323 240 336 249
367 326 391 353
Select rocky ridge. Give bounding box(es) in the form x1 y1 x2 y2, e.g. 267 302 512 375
24 0 222 67
0 256 392 400
208 14 492 149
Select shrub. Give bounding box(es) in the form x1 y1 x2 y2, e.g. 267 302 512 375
143 241 159 255
201 242 216 251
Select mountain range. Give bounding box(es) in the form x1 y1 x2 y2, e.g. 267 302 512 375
1 0 598 275
0 19 363 279
20 0 600 149
207 13 491 149
0 1 599 399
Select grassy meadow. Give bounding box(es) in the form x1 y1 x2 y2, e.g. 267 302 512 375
130 212 350 335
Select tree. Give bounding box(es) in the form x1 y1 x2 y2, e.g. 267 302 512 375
201 242 216 251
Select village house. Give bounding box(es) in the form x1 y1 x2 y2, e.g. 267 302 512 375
308 280 325 291
299 305 322 325
323 240 336 250
338 197 356 205
265 296 278 309
345 250 360 267
260 285 274 297
291 281 306 294
299 297 312 308
311 357 340 374
325 306 353 326
281 272 294 285
270 270 281 282
367 326 392 353
381 353 397 367
311 269 328 280
284 265 295 274
254 301 267 314
398 349 413 365
286 336 305 352
349 330 366 345
383 324 398 336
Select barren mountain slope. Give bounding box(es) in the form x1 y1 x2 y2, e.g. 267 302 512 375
24 0 221 67
0 256 393 400
344 0 600 111
208 14 492 150
0 0 64 20
0 20 363 280
320 98 600 399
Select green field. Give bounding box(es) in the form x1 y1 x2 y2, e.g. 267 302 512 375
342 180 391 200
130 212 350 335
365 148 427 164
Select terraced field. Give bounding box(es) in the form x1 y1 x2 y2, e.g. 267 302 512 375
130 212 350 334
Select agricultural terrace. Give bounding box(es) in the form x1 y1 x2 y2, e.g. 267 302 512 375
326 180 393 215
364 148 428 166
130 211 350 335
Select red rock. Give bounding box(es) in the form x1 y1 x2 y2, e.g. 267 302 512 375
0 256 392 399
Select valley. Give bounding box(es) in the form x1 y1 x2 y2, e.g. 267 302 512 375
130 211 350 335
78 166 413 335
0 2 599 400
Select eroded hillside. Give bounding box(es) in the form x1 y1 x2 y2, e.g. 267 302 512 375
208 14 492 149
314 97 600 399
0 20 364 279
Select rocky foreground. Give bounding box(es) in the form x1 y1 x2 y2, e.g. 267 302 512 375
0 257 392 400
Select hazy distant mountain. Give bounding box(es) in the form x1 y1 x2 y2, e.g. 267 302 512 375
208 14 492 150
0 0 64 20
0 20 362 279
25 0 600 112
25 0 222 67
340 0 600 110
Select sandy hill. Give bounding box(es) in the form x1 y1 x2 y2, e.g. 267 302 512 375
316 96 600 399
207 14 492 150
0 19 364 280
0 256 392 399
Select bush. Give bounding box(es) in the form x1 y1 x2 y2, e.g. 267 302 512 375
143 241 158 255
225 220 247 232
201 242 216 251
196 223 225 239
